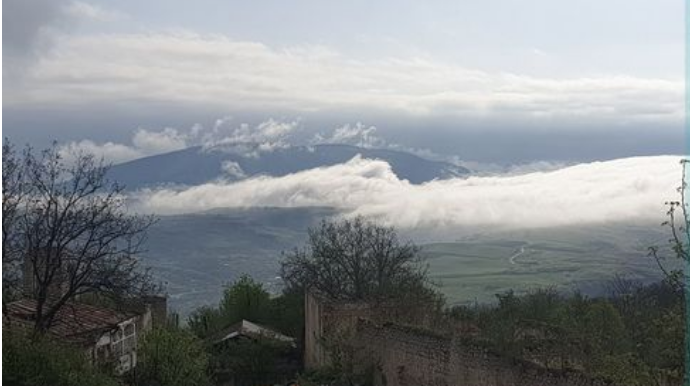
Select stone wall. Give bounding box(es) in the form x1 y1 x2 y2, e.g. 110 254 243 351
304 291 442 369
304 290 326 369
304 291 378 369
304 292 643 386
356 319 620 386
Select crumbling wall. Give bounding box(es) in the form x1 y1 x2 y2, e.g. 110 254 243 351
304 292 635 386
356 319 623 386
356 320 451 386
304 291 440 370
304 291 378 369
304 291 326 369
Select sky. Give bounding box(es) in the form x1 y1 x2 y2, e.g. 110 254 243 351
2 0 685 164
1 0 687 231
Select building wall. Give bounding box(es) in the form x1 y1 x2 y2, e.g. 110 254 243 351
304 291 387 370
22 249 68 300
121 296 167 330
304 291 325 369
140 296 167 328
304 293 652 386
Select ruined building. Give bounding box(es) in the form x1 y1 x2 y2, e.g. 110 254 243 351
4 250 167 374
304 291 633 386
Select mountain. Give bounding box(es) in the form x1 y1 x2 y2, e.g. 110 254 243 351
107 144 469 189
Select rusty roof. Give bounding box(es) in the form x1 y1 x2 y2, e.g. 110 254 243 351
5 299 138 344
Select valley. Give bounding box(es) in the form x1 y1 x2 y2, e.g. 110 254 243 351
141 207 670 316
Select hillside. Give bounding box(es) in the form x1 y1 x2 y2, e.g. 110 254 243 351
140 207 668 315
108 144 469 189
142 207 337 314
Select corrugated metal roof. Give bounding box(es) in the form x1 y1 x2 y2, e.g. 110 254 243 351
5 299 137 344
210 319 295 345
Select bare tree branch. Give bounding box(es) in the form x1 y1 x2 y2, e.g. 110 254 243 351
2 140 159 333
2 140 24 315
649 159 690 293
280 216 431 302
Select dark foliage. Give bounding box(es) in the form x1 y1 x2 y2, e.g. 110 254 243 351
280 216 432 302
450 282 683 385
3 328 121 386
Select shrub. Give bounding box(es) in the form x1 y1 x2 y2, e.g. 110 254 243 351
136 327 210 386
3 328 120 386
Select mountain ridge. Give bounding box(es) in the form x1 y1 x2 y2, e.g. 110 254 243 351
107 143 469 189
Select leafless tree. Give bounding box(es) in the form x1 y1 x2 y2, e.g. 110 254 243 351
280 216 430 301
3 141 26 301
2 140 158 333
648 159 690 293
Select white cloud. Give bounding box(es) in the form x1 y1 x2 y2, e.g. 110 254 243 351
59 139 143 165
62 116 450 166
132 128 187 155
312 123 385 148
134 155 681 230
220 161 247 179
208 119 300 154
59 127 188 164
312 122 452 162
58 118 301 164
64 1 126 22
6 31 683 124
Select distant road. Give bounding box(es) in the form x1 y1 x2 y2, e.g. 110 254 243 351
509 245 527 265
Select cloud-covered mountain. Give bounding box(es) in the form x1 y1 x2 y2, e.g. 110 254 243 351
135 155 680 229
108 143 469 189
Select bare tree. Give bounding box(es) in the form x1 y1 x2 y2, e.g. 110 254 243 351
648 159 690 292
3 141 26 301
280 216 430 301
2 141 157 333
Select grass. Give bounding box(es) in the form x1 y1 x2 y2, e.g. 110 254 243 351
423 223 671 305
141 208 673 315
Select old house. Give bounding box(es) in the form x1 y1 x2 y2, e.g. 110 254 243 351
5 299 151 373
4 250 167 374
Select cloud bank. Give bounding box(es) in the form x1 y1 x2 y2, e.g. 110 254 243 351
3 0 65 57
59 127 188 164
67 115 582 175
135 155 681 230
63 1 126 23
58 118 302 164
3 0 124 82
59 117 452 166
6 31 683 125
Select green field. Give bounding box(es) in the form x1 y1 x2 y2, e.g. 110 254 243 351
424 224 671 305
142 208 674 315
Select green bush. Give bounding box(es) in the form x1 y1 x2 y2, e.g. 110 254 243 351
3 329 120 386
188 275 276 339
450 281 684 386
188 274 305 340
137 327 210 386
